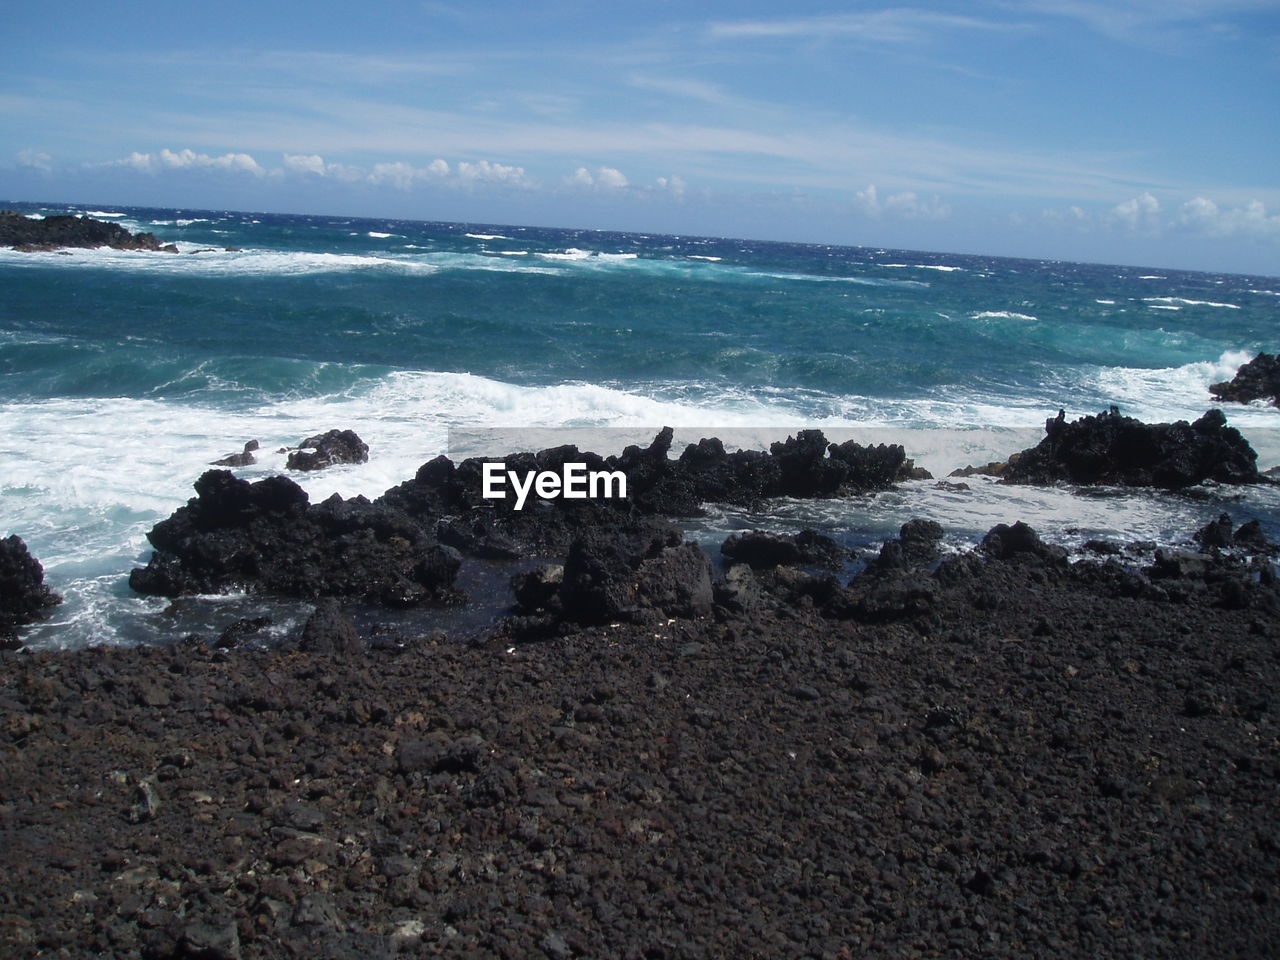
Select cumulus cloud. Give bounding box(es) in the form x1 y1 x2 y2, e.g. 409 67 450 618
457 159 531 186
854 184 950 220
281 153 365 181
121 148 266 176
1177 196 1280 238
565 166 630 191
1110 191 1161 232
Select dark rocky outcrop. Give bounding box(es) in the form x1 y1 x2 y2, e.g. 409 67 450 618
1210 352 1280 407
128 471 461 605
131 429 931 611
0 210 178 252
720 529 846 570
211 440 259 468
999 407 1262 488
0 535 62 646
286 430 369 471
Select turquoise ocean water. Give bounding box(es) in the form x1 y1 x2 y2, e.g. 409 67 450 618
2 202 1278 648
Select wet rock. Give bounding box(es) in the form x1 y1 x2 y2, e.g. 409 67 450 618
721 529 844 570
286 429 369 471
980 522 1067 565
1210 352 1280 407
0 535 61 644
129 471 460 605
216 616 272 649
0 210 178 252
211 440 259 468
1000 407 1261 488
1195 513 1236 550
863 519 945 577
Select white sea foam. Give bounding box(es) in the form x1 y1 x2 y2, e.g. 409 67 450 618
971 311 1037 321
367 231 397 238
882 263 964 272
1138 275 1165 280
1095 299 1116 305
464 233 511 241
1148 305 1181 311
86 211 126 217
689 255 722 262
1143 297 1241 309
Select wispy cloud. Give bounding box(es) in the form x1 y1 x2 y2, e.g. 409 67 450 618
707 9 1025 44
996 0 1279 46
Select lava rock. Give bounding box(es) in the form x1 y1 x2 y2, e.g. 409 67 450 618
0 535 62 644
211 440 259 468
128 470 461 604
1210 352 1280 407
0 210 178 252
299 599 362 654
286 429 369 471
1000 407 1261 488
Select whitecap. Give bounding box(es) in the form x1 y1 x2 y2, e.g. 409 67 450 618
85 211 126 218
971 311 1037 321
1143 297 1241 309
464 233 511 241
882 263 964 272
367 231 397 238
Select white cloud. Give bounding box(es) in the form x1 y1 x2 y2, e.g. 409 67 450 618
708 10 1022 43
1178 196 1280 237
564 166 630 191
855 183 950 220
1110 191 1161 232
456 159 531 186
120 148 265 176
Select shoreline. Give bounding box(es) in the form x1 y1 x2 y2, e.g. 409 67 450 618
3 415 1279 956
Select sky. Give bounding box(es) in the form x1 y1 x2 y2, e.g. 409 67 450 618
3 1 1279 275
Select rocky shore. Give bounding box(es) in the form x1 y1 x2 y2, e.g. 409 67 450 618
0 211 179 253
2 417 1279 958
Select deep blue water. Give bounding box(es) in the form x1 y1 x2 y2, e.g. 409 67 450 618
2 201 1278 648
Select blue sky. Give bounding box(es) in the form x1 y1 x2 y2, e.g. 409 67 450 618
4 1 1278 274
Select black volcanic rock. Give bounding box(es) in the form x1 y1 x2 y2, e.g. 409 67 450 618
721 529 845 570
0 210 178 252
286 429 369 471
130 429 916 612
211 439 259 467
129 470 460 605
1210 352 1280 407
0 535 61 645
1000 407 1262 488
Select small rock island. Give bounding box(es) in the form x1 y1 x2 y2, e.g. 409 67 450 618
0 210 178 253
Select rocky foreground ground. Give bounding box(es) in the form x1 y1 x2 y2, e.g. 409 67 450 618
2 515 1278 959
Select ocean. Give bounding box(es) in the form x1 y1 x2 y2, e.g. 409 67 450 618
3 201 1278 650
